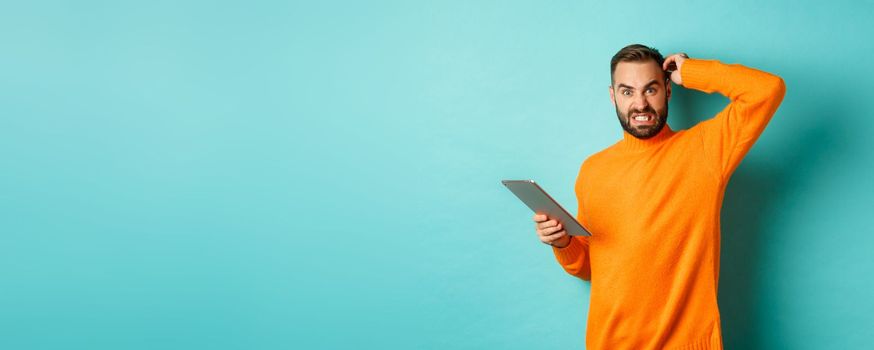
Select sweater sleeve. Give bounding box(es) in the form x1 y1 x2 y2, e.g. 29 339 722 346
552 162 593 281
681 59 786 181
553 236 591 281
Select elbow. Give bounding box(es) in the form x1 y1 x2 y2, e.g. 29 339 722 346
756 75 786 115
563 265 591 281
772 77 787 112
553 237 592 280
770 76 787 102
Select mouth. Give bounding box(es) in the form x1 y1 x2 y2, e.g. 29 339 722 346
629 113 657 126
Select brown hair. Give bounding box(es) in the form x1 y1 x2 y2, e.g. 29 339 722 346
610 44 665 84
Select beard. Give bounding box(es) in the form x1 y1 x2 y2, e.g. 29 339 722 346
614 99 669 139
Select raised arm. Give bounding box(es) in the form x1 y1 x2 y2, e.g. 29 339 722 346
670 55 787 180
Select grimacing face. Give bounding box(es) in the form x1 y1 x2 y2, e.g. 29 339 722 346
609 60 671 139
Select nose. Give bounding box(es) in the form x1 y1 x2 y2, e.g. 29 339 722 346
632 92 649 111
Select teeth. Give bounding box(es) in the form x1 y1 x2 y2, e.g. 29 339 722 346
633 115 651 121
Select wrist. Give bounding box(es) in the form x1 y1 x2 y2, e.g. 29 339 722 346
552 235 572 249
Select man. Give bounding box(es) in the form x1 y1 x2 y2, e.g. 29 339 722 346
532 44 785 349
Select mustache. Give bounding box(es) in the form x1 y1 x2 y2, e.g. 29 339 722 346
628 106 657 115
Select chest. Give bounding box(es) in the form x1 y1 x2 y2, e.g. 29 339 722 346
578 146 719 241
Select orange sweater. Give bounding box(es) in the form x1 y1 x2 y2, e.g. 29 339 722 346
553 59 785 349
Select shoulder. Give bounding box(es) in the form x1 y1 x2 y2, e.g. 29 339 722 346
668 125 708 149
577 144 618 177
677 116 725 148
673 126 697 139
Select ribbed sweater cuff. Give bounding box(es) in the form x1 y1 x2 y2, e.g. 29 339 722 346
680 58 721 93
553 236 588 264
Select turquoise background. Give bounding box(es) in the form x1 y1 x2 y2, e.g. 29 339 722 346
2 1 872 349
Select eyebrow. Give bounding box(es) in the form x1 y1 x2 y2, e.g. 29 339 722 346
617 79 660 90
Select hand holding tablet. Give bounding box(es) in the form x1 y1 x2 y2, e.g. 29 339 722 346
533 213 572 248
502 180 592 239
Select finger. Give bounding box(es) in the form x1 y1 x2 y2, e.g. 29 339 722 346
537 220 558 230
662 55 676 71
533 214 548 222
537 223 558 237
667 58 681 72
664 54 685 71
540 223 563 236
543 230 567 242
544 228 566 240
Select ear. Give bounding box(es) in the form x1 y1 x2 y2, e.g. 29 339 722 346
666 81 672 102
609 85 615 105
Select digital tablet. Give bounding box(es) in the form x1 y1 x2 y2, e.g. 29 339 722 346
501 179 591 236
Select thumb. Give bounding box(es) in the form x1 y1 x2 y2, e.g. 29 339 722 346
671 69 684 86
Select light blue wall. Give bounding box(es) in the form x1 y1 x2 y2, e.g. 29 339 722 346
2 1 872 349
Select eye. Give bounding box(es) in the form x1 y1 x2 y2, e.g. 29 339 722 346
621 89 632 96
646 88 656 94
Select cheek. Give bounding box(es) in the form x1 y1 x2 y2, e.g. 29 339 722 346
648 96 666 108
617 98 631 110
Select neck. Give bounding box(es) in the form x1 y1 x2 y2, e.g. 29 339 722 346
620 125 675 151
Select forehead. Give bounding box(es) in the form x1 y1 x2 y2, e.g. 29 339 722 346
613 60 664 87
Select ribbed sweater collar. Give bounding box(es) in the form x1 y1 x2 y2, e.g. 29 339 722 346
618 125 675 152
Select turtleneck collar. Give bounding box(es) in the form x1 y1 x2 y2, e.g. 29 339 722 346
618 125 675 152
